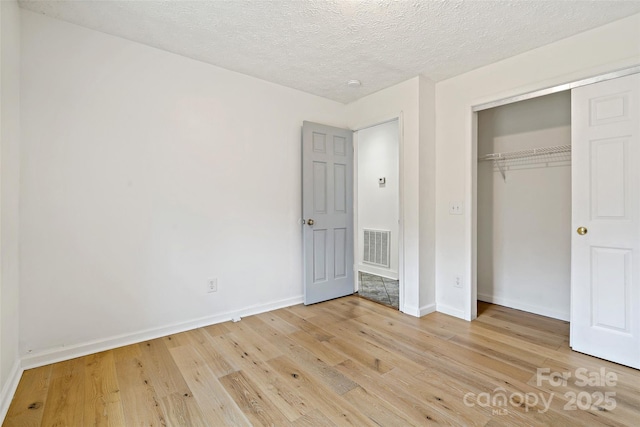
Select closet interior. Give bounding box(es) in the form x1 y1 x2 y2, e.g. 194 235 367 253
477 91 572 321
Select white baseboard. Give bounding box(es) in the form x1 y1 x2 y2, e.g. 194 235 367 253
0 359 23 424
436 303 466 319
477 293 569 321
21 295 303 370
402 305 420 317
419 303 437 317
402 303 435 318
357 264 398 281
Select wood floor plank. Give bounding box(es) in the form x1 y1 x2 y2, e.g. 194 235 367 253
6 296 640 426
165 328 237 377
282 341 359 396
234 316 359 396
354 312 536 383
474 315 566 349
290 330 348 367
242 315 347 367
321 319 426 375
82 351 126 426
448 333 547 373
342 386 415 426
212 332 311 422
219 370 292 427
39 357 85 427
291 409 336 427
324 335 394 374
388 364 492 426
201 322 231 337
112 344 167 426
334 359 457 425
222 318 284 361
266 355 377 427
169 344 251 426
137 338 206 425
2 365 52 427
321 296 384 319
138 338 191 398
111 342 141 363
274 309 334 342
255 311 301 335
160 391 208 427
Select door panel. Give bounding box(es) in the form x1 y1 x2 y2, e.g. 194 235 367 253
571 73 640 368
591 138 628 218
591 247 631 332
313 161 327 213
303 122 354 304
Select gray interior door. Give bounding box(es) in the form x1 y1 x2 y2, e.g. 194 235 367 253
302 121 354 305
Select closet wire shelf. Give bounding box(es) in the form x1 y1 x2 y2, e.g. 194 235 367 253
478 144 572 181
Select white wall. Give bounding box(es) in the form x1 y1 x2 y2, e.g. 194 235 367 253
477 92 571 320
19 11 347 362
435 13 640 320
347 76 437 316
418 76 436 311
356 120 399 279
0 0 22 418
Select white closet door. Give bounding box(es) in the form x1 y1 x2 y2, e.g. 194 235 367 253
571 73 640 368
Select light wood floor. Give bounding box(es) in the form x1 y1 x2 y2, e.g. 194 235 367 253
4 297 640 426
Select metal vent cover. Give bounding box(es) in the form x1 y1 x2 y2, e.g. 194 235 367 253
363 229 390 268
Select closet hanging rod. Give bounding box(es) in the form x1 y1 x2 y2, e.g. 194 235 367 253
478 144 571 162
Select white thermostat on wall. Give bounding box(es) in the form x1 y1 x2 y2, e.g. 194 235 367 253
378 177 386 185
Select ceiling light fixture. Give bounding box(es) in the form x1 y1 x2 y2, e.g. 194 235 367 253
347 79 362 88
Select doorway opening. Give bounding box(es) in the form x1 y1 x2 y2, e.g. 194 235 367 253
354 119 400 309
468 68 640 368
476 91 571 321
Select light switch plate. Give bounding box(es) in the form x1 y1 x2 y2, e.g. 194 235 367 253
449 201 463 215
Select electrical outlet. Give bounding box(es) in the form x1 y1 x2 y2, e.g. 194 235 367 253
454 276 462 288
207 278 218 293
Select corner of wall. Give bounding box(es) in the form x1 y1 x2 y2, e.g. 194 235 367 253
418 75 436 311
0 0 22 422
0 360 22 423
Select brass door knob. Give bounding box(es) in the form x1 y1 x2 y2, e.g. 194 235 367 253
307 219 314 226
577 226 588 235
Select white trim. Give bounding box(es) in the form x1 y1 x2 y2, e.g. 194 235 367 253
463 108 478 322
21 295 303 370
353 117 399 132
437 303 466 319
472 65 640 112
403 304 420 317
397 112 405 314
478 294 569 321
350 113 403 134
0 360 23 424
353 129 360 295
419 303 437 317
357 264 398 281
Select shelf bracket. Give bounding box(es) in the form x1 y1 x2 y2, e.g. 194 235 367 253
494 159 506 182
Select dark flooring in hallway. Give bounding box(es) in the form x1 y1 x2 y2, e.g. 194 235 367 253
358 272 399 309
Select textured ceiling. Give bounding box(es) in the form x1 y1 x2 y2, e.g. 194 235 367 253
18 0 640 103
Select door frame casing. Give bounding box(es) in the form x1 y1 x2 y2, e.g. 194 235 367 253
466 66 640 322
353 114 405 313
